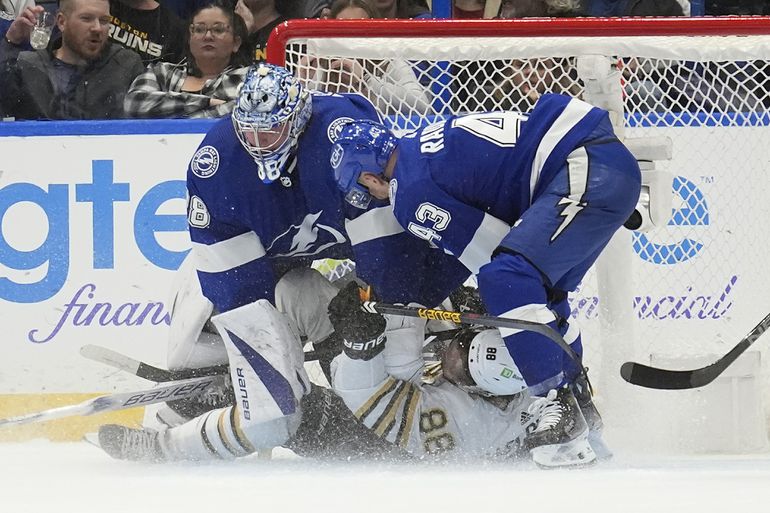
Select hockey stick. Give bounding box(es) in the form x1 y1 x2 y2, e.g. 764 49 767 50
80 344 229 382
0 375 224 427
362 301 582 367
620 311 770 390
80 344 328 383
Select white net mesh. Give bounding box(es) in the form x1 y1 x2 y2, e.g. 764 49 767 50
287 34 770 130
284 20 770 453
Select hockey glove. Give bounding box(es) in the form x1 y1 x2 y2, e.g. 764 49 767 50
449 285 486 314
328 282 386 361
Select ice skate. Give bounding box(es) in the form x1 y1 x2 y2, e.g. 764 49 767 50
571 373 612 460
523 387 596 468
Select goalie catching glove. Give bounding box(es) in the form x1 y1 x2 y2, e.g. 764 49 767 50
327 282 386 361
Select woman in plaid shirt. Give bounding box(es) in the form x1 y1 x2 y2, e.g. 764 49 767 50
124 1 253 118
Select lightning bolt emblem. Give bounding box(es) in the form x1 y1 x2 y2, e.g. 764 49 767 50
549 147 590 243
551 197 586 242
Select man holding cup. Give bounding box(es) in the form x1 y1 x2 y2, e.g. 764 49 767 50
0 0 144 119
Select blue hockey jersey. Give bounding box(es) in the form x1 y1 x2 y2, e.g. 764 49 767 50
187 92 467 313
389 94 611 277
387 93 640 391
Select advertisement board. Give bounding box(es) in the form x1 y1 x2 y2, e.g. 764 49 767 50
0 121 213 404
1 120 768 445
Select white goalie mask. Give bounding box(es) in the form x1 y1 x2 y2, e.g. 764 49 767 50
423 327 527 397
232 63 312 184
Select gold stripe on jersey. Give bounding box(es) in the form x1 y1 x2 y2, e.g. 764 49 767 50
217 409 240 457
231 405 257 454
372 381 412 437
395 386 421 448
354 377 398 421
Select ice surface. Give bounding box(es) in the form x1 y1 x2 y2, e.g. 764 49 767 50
2 441 770 513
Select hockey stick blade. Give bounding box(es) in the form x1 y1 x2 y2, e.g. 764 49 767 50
620 311 770 390
0 375 224 427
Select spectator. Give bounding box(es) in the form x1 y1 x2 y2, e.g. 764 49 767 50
300 0 432 115
298 0 332 17
160 0 214 19
489 58 581 111
374 0 430 18
124 2 252 118
581 0 684 16
498 0 682 16
452 0 485 18
706 0 770 14
108 0 186 65
499 0 580 17
356 0 448 115
0 1 144 119
1 0 32 14
234 0 287 62
1 0 33 41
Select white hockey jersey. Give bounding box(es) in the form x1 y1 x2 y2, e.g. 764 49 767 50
331 316 537 459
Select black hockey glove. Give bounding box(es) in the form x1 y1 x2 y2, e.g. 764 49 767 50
449 285 486 314
328 282 386 361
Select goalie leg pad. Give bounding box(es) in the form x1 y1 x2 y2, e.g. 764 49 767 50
167 254 227 370
212 299 310 446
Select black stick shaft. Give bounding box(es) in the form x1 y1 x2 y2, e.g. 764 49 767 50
620 311 770 390
362 301 582 367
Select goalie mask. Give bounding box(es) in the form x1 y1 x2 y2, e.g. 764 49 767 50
424 327 527 397
233 63 312 184
330 120 397 209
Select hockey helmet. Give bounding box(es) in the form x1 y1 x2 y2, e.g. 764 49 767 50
330 119 397 209
449 327 527 397
233 63 312 184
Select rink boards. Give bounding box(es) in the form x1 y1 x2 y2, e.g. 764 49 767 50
0 117 768 444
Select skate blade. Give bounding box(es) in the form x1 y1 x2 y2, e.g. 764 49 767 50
588 430 613 461
82 432 101 449
531 435 597 469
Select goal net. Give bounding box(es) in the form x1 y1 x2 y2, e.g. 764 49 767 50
274 17 770 454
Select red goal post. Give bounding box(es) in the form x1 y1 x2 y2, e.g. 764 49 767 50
269 18 770 452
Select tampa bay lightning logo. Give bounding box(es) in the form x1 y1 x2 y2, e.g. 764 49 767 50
327 117 355 143
191 146 220 178
266 211 346 257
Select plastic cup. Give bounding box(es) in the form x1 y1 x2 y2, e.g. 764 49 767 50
30 11 54 50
